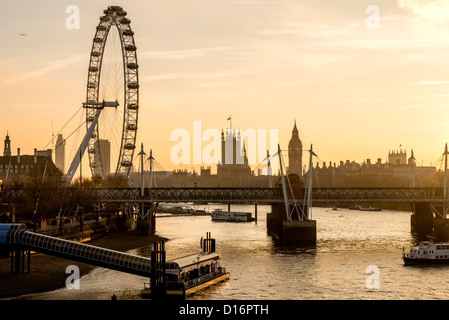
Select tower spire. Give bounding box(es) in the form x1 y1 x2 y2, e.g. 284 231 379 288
288 119 302 177
292 119 298 135
3 132 11 156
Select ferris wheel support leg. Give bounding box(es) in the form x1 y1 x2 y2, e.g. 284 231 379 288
65 109 103 185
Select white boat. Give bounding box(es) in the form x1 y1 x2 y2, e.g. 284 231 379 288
403 241 449 265
211 209 254 222
350 205 381 211
359 206 381 212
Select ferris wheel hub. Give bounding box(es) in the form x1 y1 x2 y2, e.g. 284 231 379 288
82 101 119 109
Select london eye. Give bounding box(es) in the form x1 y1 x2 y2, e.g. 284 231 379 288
83 6 139 179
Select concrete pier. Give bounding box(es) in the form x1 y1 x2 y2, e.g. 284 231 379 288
434 218 449 241
267 175 317 246
135 203 156 236
267 203 316 246
411 202 449 240
410 202 434 237
282 220 316 246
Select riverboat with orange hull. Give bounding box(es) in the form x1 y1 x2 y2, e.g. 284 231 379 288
141 233 229 299
141 252 229 298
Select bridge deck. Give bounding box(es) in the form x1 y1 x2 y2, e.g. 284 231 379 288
2 187 447 204
98 187 447 204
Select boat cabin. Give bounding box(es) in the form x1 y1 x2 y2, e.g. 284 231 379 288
406 242 449 259
165 252 223 289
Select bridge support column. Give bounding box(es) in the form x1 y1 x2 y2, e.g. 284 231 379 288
411 202 434 238
10 245 30 274
151 240 166 299
433 218 449 241
135 203 157 236
267 203 316 246
429 204 449 241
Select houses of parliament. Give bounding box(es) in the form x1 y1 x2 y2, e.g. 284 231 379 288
133 121 305 188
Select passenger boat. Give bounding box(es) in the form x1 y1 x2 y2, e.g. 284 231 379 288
359 206 381 211
403 241 449 265
349 205 381 211
211 209 254 222
141 251 230 298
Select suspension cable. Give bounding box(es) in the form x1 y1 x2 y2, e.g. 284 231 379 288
42 106 83 150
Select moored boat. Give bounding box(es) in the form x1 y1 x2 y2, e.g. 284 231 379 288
403 241 449 265
211 209 254 222
141 234 229 299
349 205 381 211
359 206 381 211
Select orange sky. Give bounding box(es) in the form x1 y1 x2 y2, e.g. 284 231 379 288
1 0 449 177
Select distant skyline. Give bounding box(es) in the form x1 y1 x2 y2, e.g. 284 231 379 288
2 0 449 177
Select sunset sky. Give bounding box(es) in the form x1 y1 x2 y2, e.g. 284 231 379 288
2 0 449 177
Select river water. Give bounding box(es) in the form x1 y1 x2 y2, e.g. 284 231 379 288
14 204 449 300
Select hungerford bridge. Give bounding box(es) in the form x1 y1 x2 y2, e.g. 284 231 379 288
2 185 449 246
98 186 446 204
102 185 449 244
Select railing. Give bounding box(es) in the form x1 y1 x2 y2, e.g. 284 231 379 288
98 187 446 203
98 188 282 203
3 187 448 204
312 188 442 203
38 219 105 236
19 230 152 277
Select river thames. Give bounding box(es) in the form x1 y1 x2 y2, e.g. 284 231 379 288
14 204 449 300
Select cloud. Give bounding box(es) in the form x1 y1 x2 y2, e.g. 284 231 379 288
398 0 449 23
141 72 233 82
3 54 84 85
140 46 234 60
257 21 351 38
223 0 290 4
417 80 449 85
